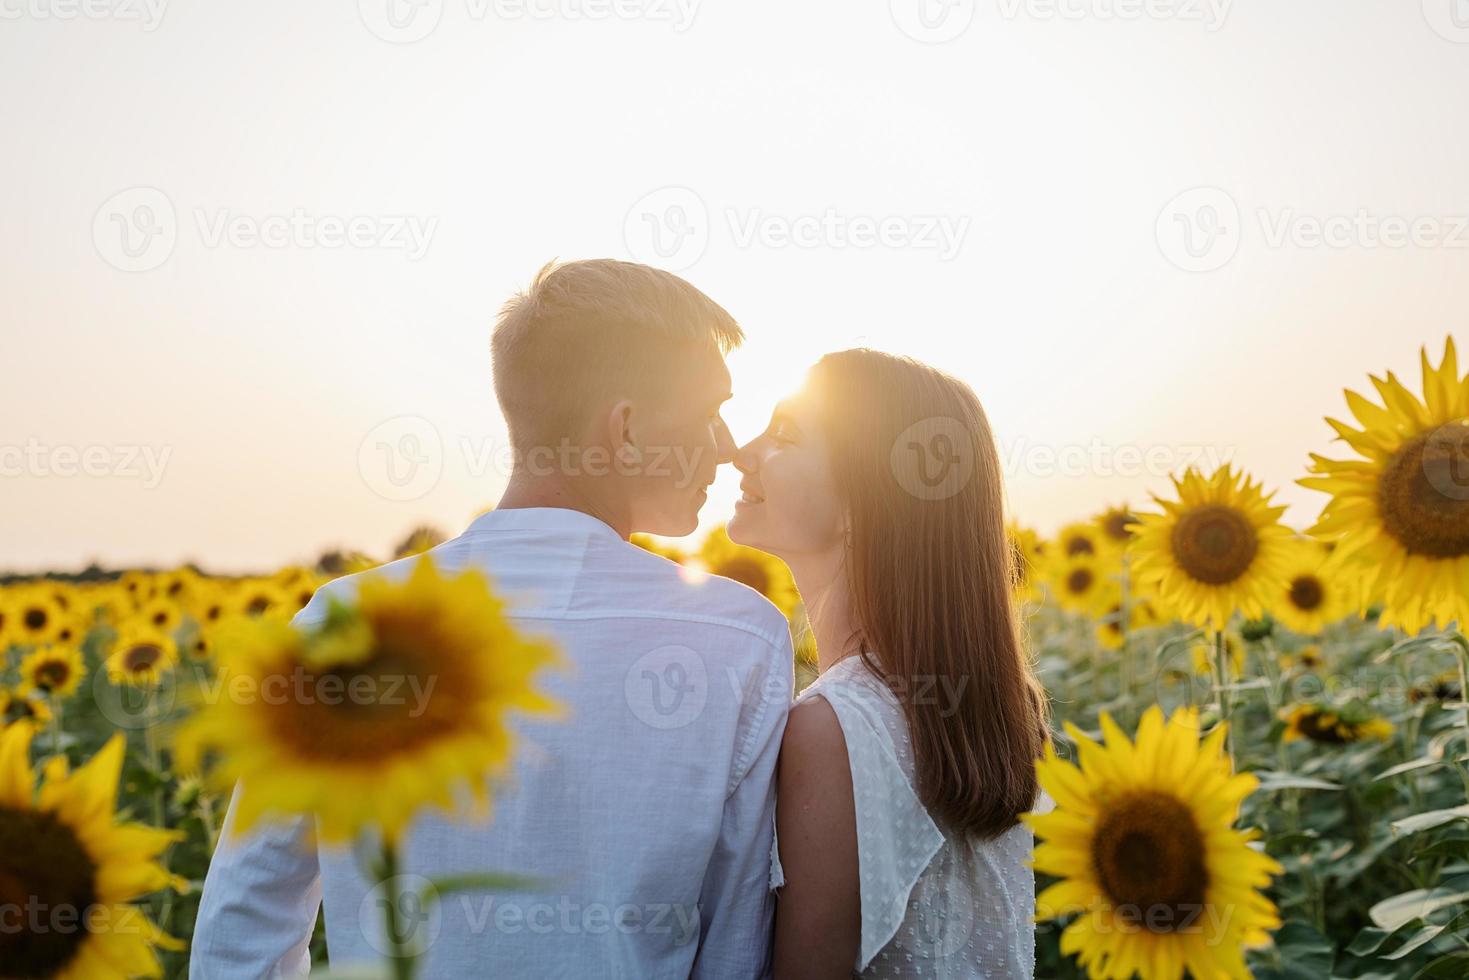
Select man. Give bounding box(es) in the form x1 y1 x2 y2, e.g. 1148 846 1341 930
191 259 794 978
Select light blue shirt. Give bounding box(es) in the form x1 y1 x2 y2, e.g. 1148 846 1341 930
190 507 794 979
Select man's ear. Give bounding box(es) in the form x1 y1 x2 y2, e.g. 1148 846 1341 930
606 399 642 468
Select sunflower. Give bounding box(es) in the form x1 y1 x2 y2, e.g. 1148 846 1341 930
1027 707 1283 980
1409 671 1462 704
1050 556 1108 614
188 582 231 632
18 646 87 699
1 688 54 727
1057 521 1103 560
104 625 179 688
1279 643 1324 673
135 598 183 637
230 579 291 623
1008 524 1046 606
1271 540 1351 635
1130 465 1294 630
1095 505 1140 552
1191 632 1246 677
697 526 802 619
631 532 688 564
1092 584 1162 651
0 722 185 977
174 557 562 844
1300 337 1469 635
12 587 66 647
1281 703 1394 744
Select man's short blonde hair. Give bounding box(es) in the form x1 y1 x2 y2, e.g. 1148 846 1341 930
491 259 743 452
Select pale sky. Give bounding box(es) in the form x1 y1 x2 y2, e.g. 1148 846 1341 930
3 0 1467 573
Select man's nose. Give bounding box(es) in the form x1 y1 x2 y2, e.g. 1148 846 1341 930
714 417 738 465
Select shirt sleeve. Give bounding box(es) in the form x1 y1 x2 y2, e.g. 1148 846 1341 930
690 635 792 980
820 684 946 973
189 782 322 978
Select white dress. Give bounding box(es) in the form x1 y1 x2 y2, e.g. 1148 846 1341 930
770 655 1043 979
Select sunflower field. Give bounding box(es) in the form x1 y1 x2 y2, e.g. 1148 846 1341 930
0 338 1465 978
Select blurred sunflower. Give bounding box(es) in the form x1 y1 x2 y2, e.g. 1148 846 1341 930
1050 556 1108 614
1191 632 1246 677
1279 643 1325 673
1027 707 1282 980
0 722 185 977
232 579 291 623
12 587 66 647
1092 586 1160 652
1281 703 1394 744
1 688 54 727
1130 465 1293 630
188 582 230 632
1008 524 1046 606
105 625 178 688
0 595 11 649
1095 505 1139 552
631 532 688 564
18 646 86 699
1057 521 1102 560
1300 337 1469 634
136 598 183 636
114 571 155 609
175 558 562 844
1409 671 1462 704
698 526 801 619
1273 541 1350 635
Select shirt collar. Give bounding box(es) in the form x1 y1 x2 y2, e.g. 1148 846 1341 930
464 506 623 541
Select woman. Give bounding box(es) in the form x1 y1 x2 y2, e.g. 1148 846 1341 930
729 349 1050 979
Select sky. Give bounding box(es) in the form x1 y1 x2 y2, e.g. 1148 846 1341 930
3 0 1468 573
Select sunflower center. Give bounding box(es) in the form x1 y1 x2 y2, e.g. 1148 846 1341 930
1378 429 1469 559
1170 505 1259 585
246 595 273 617
0 807 100 976
1294 710 1347 743
1103 512 1135 543
36 663 71 690
265 643 469 763
23 608 49 632
123 644 163 673
1065 535 1095 558
714 557 771 597
1091 790 1208 930
1066 568 1094 595
1288 575 1325 611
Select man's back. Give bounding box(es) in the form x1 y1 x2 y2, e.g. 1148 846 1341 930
191 507 793 979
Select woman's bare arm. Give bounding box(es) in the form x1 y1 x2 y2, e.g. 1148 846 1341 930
772 697 861 979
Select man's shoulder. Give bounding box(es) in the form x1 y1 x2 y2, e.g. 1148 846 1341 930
603 541 793 652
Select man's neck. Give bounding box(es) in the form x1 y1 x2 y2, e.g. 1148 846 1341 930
495 473 631 540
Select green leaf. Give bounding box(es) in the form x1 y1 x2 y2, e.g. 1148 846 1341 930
1374 756 1467 782
1253 770 1344 792
1370 878 1469 931
1393 806 1469 838
1251 920 1335 980
1413 952 1469 978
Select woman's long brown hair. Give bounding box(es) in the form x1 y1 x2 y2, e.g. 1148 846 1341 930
808 349 1050 841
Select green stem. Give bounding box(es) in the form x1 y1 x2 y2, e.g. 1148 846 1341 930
379 841 417 980
1215 630 1236 769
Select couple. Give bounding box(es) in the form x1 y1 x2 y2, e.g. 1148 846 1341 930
191 259 1050 979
